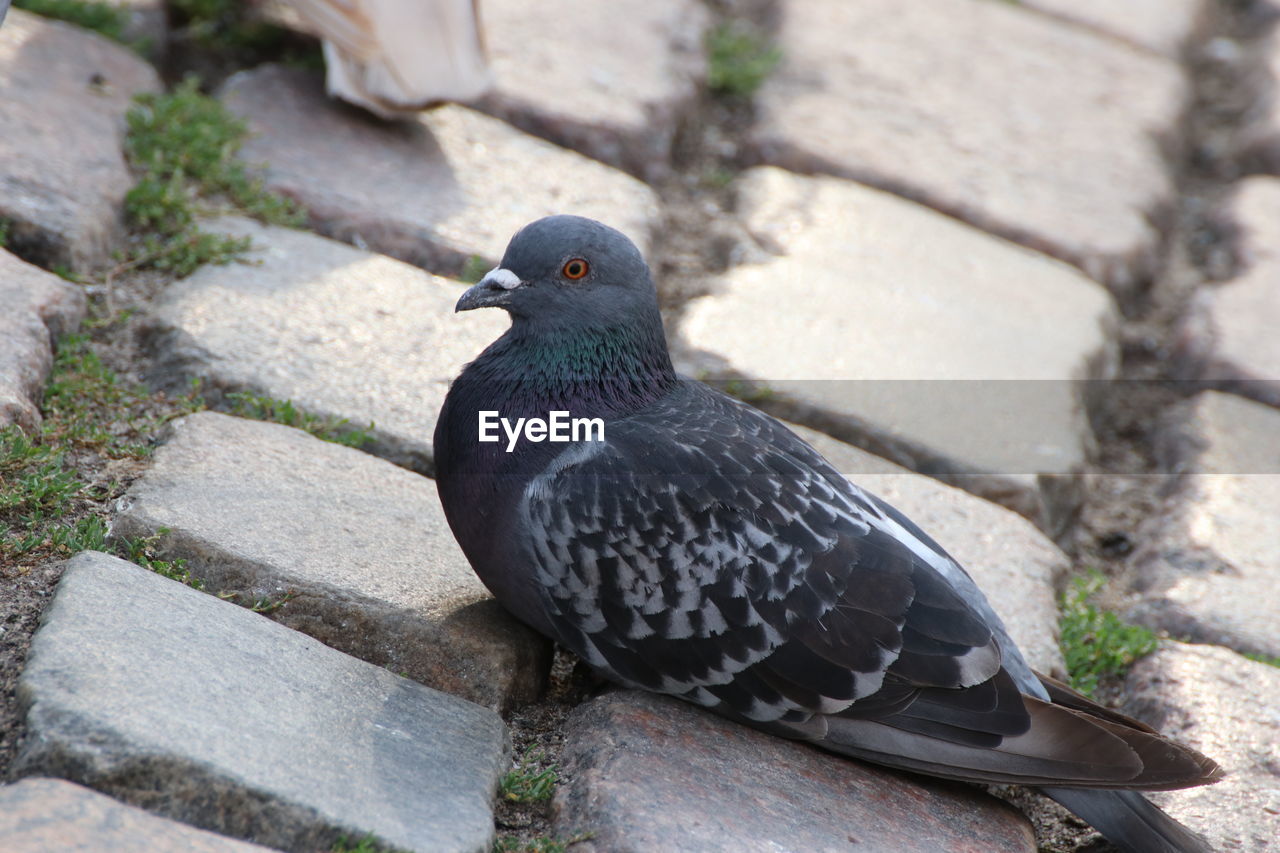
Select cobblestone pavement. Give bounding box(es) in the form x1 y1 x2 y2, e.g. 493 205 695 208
2 2 1279 851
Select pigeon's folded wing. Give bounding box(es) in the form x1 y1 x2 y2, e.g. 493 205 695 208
520 388 1003 716
519 385 1219 790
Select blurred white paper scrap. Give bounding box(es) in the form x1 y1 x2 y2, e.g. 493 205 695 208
278 0 491 116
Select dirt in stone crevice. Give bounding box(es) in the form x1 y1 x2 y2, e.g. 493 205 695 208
1071 0 1274 585
0 268 201 782
651 0 779 322
492 648 605 849
1030 3 1275 852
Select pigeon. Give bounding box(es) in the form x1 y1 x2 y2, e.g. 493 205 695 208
435 215 1222 853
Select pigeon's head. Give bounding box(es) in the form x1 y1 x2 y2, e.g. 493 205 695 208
455 215 658 329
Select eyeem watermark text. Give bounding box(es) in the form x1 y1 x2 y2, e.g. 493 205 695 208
478 411 605 452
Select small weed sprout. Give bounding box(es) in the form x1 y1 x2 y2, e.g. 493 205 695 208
1 336 203 568
460 254 492 284
330 834 403 853
1242 651 1280 668
225 391 374 448
251 589 298 614
13 0 132 46
171 0 317 60
1059 570 1158 697
499 748 559 803
113 528 204 590
719 378 776 405
706 23 782 98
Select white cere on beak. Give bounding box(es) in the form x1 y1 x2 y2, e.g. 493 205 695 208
484 267 523 290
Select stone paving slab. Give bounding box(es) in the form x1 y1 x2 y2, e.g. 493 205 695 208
0 778 271 853
1019 0 1207 57
791 425 1067 679
1180 177 1280 407
0 250 88 431
219 64 661 276
0 10 159 272
1130 391 1280 659
1122 644 1280 853
14 550 510 853
475 0 708 181
1243 26 1280 174
112 411 549 712
749 0 1185 288
678 167 1117 528
554 690 1036 853
142 216 509 475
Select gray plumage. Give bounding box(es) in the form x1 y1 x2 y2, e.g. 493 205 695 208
435 215 1220 853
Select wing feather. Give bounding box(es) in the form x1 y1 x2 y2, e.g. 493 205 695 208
522 383 1013 728
516 382 1221 790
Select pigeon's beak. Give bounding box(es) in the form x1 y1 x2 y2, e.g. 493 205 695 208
456 267 524 312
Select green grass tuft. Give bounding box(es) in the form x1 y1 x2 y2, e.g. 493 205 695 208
112 527 204 590
460 255 491 284
706 23 782 98
0 428 85 556
14 0 129 43
718 378 776 405
1 336 202 567
499 749 559 804
250 590 298 614
225 391 373 448
1242 651 1280 668
171 0 316 59
331 834 405 853
1059 571 1158 697
0 428 194 574
122 77 304 277
42 335 159 457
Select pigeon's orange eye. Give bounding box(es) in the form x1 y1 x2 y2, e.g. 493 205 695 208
562 258 589 280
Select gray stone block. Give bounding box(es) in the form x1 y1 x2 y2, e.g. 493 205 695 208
750 0 1185 288
1123 644 1280 853
555 690 1036 853
0 778 270 853
0 250 87 431
678 168 1118 528
1019 0 1208 57
476 0 709 180
15 550 510 853
1130 391 1280 659
1180 177 1280 408
142 216 509 475
218 64 661 277
112 411 549 712
0 10 160 271
1242 25 1280 174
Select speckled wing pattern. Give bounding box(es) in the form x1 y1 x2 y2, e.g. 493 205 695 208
519 381 1025 743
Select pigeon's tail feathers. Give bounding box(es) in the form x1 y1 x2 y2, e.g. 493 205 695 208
1035 670 1161 732
1041 788 1213 853
816 695 1220 789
